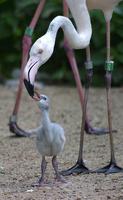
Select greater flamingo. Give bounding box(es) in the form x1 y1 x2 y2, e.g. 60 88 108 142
9 0 109 137
86 0 123 174
24 0 123 175
31 95 65 186
62 0 123 175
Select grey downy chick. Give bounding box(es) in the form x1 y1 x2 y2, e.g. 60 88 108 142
34 95 66 186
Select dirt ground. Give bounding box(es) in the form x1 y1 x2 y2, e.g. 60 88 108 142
1 84 123 200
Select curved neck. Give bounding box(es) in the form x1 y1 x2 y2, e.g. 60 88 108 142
66 0 91 33
46 0 92 49
66 0 92 47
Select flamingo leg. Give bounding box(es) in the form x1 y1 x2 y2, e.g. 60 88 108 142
84 47 109 135
32 156 47 187
85 47 111 135
95 21 123 174
63 0 109 135
61 47 93 175
52 156 66 183
9 0 46 137
61 1 109 176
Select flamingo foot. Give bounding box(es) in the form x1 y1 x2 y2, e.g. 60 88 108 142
61 161 90 176
85 124 116 135
93 162 123 174
55 175 66 183
9 115 31 137
31 177 46 187
86 126 109 135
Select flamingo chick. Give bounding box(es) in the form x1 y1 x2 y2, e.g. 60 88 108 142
33 95 66 186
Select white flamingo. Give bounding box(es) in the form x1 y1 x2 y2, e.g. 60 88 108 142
24 0 92 97
10 0 103 137
60 0 123 175
62 0 123 175
85 0 123 174
31 95 65 186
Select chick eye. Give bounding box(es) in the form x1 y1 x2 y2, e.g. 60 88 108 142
42 96 47 101
38 49 43 54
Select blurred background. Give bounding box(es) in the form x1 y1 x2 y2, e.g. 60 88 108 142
0 0 123 87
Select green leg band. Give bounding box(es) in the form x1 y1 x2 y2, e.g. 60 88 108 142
105 60 114 72
24 27 34 37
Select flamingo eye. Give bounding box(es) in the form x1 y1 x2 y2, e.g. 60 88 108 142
38 49 43 54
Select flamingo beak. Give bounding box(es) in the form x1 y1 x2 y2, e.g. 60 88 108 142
24 57 41 100
24 79 34 97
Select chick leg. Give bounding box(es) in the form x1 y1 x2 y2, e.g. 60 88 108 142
52 156 65 183
32 156 47 186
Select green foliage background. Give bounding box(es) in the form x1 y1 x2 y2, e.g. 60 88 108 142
0 0 123 86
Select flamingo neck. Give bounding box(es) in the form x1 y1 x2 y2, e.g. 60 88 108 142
46 5 92 49
46 16 91 49
41 109 53 142
66 0 91 33
41 109 51 130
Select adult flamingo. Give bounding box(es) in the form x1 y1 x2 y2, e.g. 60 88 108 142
63 0 123 175
24 0 123 176
62 0 123 175
9 0 108 137
86 0 123 174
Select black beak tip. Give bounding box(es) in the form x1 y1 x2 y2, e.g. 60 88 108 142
24 79 34 97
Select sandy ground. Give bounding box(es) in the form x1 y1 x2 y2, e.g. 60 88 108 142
1 85 123 200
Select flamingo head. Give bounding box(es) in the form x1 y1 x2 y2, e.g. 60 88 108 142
38 94 49 111
24 33 54 100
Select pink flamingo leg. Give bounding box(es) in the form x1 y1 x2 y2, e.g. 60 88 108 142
9 0 46 136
